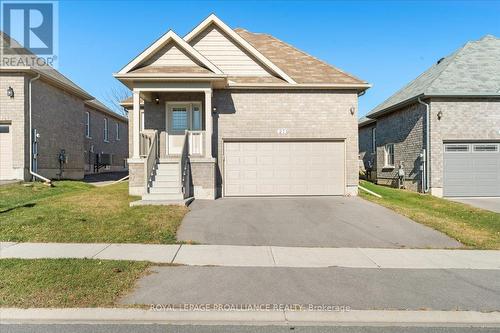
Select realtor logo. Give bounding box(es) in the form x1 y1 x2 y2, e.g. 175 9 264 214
1 0 58 66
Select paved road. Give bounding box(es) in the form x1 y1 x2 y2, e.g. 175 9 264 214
178 197 461 248
449 198 500 213
122 266 500 311
3 324 499 333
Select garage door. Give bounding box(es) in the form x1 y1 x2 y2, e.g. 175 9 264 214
224 140 345 196
0 124 14 180
444 143 500 197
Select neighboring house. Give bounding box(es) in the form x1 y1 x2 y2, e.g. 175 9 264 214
116 14 370 202
0 32 128 181
358 116 377 181
359 35 500 197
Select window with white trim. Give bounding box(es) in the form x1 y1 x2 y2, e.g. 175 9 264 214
371 127 376 153
104 118 109 142
473 144 498 152
85 111 90 138
384 143 395 167
115 122 120 140
445 144 469 152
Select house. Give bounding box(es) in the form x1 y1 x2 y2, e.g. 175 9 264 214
359 35 500 197
115 14 369 202
0 32 128 181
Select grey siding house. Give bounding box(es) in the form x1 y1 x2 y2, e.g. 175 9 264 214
116 14 369 203
359 35 500 197
0 32 128 181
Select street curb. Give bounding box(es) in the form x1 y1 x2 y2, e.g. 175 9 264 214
1 308 499 327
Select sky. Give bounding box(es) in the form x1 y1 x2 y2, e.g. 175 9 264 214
56 0 500 117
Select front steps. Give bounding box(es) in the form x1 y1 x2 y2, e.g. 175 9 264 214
139 160 189 205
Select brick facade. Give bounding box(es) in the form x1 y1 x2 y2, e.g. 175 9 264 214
374 102 426 191
214 89 359 196
0 73 27 179
0 73 128 181
132 89 360 198
429 98 500 196
84 105 128 174
363 97 500 196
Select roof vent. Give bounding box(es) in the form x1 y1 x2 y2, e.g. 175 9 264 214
437 57 445 64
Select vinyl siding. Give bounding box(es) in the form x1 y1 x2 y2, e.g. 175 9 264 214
190 24 273 76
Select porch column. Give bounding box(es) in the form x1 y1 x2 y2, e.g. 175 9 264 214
132 90 141 159
204 89 212 158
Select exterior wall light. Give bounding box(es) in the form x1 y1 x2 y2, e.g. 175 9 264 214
155 97 160 104
349 106 355 115
7 86 14 98
437 110 443 120
212 106 217 114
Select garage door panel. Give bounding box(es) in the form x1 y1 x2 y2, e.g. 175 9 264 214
444 143 500 197
224 141 344 196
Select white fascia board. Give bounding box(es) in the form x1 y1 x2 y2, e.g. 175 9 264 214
118 30 223 75
184 14 297 84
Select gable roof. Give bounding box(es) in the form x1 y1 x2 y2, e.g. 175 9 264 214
184 14 296 84
115 14 369 90
368 35 500 118
234 28 367 86
117 30 223 75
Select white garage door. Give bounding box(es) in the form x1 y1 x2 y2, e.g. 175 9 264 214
224 140 345 196
0 124 14 180
444 143 500 197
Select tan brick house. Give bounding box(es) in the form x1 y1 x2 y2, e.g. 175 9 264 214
0 32 128 181
359 35 500 197
117 14 369 203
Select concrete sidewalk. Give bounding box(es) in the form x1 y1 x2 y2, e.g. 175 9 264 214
1 308 499 327
1 242 499 269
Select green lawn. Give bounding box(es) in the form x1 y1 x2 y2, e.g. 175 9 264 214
0 259 149 308
0 181 187 244
359 180 500 249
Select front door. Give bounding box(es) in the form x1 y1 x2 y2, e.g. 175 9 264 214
166 102 202 155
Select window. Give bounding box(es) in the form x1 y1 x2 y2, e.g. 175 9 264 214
104 118 109 142
171 107 188 131
192 105 202 130
115 123 120 140
85 112 90 138
473 144 498 152
371 127 376 153
384 143 395 167
445 144 469 152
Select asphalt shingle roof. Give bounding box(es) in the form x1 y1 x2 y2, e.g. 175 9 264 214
234 28 367 85
368 35 500 117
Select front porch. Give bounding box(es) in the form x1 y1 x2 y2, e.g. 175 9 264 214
127 84 217 203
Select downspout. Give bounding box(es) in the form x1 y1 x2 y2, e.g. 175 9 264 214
417 97 430 193
28 73 51 184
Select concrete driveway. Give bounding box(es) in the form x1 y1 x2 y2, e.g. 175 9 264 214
177 197 461 248
449 198 500 213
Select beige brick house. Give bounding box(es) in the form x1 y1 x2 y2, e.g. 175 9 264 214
117 14 369 203
0 32 128 181
359 35 500 197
